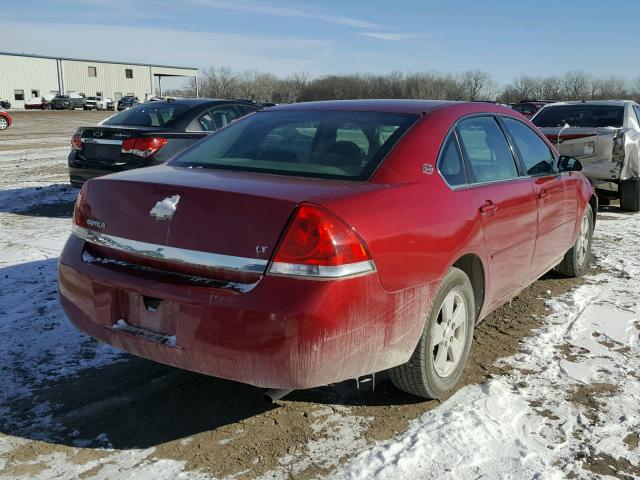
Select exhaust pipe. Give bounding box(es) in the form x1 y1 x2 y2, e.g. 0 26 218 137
262 389 294 403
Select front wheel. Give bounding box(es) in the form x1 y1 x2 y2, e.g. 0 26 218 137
389 267 475 399
0 117 8 130
554 204 594 277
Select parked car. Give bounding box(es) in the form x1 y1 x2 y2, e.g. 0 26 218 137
68 98 260 187
117 96 139 111
84 97 102 110
59 100 596 400
0 110 12 130
25 95 52 110
95 98 115 111
512 100 552 118
51 95 86 110
0 99 11 109
533 100 640 211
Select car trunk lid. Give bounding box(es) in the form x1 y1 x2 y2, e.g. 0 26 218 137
539 126 622 181
76 126 162 164
75 166 376 283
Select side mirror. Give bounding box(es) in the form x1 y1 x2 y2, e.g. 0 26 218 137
558 156 582 172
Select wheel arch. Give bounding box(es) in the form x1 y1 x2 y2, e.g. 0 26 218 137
452 253 486 322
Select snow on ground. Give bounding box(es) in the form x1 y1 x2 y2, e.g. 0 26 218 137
333 211 640 479
0 143 638 479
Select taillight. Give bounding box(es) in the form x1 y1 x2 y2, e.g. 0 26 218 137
71 131 82 150
72 183 89 227
269 204 375 278
122 137 168 158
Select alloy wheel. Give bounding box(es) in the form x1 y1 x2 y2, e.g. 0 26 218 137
0 118 7 130
575 212 590 266
431 290 468 377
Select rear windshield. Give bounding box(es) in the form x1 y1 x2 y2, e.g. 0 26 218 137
170 110 417 181
103 103 189 127
533 105 624 128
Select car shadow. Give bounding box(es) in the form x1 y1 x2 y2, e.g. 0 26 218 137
0 258 423 451
0 184 77 218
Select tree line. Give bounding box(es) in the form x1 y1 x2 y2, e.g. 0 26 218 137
173 67 640 104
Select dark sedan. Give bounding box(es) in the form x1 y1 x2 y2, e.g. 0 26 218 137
68 98 261 187
117 96 139 111
51 95 86 110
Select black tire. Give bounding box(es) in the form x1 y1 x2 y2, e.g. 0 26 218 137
554 204 594 278
620 178 640 212
389 267 475 399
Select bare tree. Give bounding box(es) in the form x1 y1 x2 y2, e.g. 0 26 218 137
563 71 592 101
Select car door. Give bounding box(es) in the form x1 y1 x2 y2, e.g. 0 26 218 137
501 117 578 278
457 116 538 308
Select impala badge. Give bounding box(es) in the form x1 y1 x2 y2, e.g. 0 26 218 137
93 131 103 137
150 195 180 220
422 163 434 175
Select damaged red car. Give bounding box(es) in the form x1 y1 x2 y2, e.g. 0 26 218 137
59 100 596 399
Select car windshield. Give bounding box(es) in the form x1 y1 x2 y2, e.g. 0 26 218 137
533 105 624 128
87 97 99 101
103 103 189 127
170 110 418 181
54 96 68 100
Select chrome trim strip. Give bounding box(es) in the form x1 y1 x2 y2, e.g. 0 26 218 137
268 260 375 279
81 138 123 145
73 225 267 273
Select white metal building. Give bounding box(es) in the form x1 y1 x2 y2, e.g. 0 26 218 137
0 52 198 108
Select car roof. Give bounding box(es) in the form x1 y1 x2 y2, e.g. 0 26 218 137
134 98 255 107
269 99 461 114
546 100 636 107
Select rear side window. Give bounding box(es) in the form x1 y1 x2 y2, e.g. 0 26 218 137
457 116 519 183
211 106 240 128
503 117 556 176
438 135 467 186
171 110 418 181
103 103 189 127
634 105 640 125
533 105 624 128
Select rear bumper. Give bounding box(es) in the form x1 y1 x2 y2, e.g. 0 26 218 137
58 234 434 389
68 150 148 187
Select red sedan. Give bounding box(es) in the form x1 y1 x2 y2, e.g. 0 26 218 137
59 100 596 399
0 110 12 130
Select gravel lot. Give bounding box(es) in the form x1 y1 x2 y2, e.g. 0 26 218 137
0 111 638 479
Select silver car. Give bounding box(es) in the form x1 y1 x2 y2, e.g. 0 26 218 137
533 100 640 211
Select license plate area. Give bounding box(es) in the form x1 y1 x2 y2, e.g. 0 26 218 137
114 291 178 337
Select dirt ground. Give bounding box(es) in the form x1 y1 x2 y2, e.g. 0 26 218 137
0 110 112 152
0 111 630 479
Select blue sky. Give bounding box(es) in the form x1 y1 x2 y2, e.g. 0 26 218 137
2 0 639 89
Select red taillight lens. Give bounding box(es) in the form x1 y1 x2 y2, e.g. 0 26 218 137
72 183 89 227
121 137 167 158
71 132 82 150
269 204 374 278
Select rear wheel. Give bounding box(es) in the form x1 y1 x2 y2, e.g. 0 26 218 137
389 267 475 399
620 178 640 212
0 117 8 130
554 204 593 277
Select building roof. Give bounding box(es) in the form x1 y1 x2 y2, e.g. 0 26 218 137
0 51 197 72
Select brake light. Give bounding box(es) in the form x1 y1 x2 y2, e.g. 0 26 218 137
269 204 375 278
72 183 89 227
71 132 82 150
121 137 168 158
